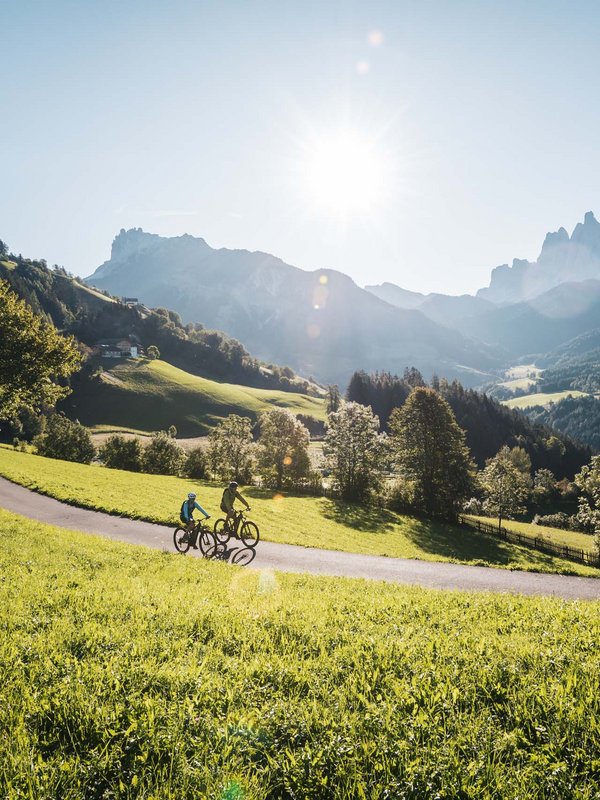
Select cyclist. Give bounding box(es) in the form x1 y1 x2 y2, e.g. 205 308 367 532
180 492 211 549
220 481 250 531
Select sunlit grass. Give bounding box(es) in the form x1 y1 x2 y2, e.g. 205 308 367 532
1 508 599 799
72 358 326 435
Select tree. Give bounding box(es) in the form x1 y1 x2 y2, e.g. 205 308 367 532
34 414 95 464
532 468 556 505
99 435 143 472
505 446 532 483
326 385 341 414
0 280 81 420
575 455 600 553
388 387 476 519
257 409 311 489
323 402 387 501
185 446 207 479
206 414 255 482
142 431 185 475
481 446 530 531
146 345 160 360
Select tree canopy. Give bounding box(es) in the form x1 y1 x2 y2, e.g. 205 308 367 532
0 280 81 421
324 402 387 501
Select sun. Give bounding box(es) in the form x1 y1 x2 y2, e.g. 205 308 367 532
301 129 389 219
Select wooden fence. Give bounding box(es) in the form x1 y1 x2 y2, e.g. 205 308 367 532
458 515 600 568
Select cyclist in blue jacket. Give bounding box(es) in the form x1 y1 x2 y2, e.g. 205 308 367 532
180 492 210 549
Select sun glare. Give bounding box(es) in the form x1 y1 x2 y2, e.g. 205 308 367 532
302 130 389 220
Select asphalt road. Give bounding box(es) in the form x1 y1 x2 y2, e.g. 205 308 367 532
1 476 599 600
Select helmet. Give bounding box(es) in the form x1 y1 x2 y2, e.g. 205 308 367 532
229 481 238 489
188 492 196 499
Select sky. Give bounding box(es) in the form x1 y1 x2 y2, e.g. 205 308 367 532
2 0 600 295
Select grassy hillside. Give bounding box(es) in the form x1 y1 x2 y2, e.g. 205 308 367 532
1 509 599 799
0 447 597 575
465 515 596 552
67 358 326 435
504 390 589 410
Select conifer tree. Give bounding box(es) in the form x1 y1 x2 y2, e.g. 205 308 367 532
389 387 476 519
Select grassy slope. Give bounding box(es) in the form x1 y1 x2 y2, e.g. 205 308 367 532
504 390 588 409
1 509 599 799
0 447 597 576
466 514 597 552
72 358 326 435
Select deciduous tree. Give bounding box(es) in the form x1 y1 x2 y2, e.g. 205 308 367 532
481 446 530 531
323 402 387 501
575 455 600 553
206 414 255 482
257 409 311 489
34 414 95 464
0 280 81 420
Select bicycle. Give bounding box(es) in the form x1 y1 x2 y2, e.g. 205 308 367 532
213 508 260 548
173 519 218 558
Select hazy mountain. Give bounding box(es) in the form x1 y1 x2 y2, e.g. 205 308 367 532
478 211 600 304
86 229 499 387
457 279 600 357
365 283 494 327
364 282 426 310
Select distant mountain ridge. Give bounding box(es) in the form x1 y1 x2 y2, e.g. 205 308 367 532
87 229 499 387
478 211 600 304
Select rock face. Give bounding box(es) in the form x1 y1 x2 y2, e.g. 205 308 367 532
86 229 499 387
478 212 600 304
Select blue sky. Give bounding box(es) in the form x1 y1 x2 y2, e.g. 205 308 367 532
2 0 600 294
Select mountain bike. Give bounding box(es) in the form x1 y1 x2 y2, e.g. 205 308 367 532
213 509 260 548
173 519 217 557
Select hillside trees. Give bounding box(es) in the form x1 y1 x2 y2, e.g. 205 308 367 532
389 388 476 519
481 446 531 530
324 402 387 501
257 409 311 489
206 415 255 482
0 280 81 420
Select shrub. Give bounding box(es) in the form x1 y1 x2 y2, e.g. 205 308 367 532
146 345 160 360
532 513 584 532
99 435 143 472
184 446 207 479
142 431 186 475
34 414 95 464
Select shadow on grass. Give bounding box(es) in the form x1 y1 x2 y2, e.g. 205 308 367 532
319 499 398 534
400 517 566 568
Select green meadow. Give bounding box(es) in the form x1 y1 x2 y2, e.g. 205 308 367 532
503 390 588 410
1 509 599 799
0 447 598 576
71 358 326 435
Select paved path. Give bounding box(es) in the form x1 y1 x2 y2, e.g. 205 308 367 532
1 476 599 600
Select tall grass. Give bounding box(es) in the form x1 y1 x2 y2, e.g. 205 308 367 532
1 509 599 799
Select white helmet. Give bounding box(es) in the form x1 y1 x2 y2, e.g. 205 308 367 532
188 492 196 499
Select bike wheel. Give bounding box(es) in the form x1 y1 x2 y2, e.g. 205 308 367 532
173 527 190 554
213 518 231 544
198 529 218 559
240 521 260 548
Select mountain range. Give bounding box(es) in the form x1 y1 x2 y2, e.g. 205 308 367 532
86 212 600 387
87 229 498 387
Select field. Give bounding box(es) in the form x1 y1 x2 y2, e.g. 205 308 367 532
466 515 597 552
1 447 598 576
1 509 599 799
70 358 326 435
504 364 542 380
504 390 588 410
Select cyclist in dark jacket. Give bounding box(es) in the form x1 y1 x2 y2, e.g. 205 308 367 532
220 481 250 526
